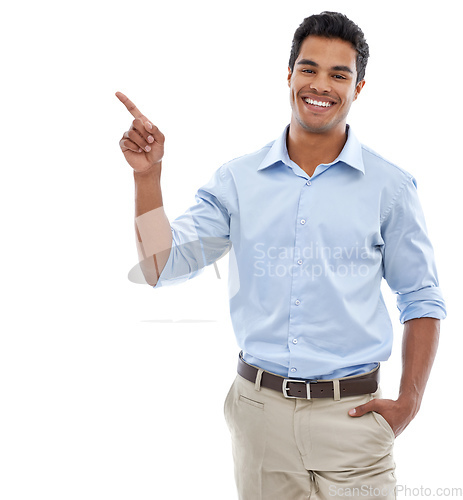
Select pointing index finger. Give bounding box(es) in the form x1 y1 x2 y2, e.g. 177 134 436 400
115 91 147 121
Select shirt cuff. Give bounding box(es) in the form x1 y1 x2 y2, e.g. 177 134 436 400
397 286 447 323
152 237 205 288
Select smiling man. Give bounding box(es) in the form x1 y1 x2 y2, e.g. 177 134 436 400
287 35 365 175
117 11 446 500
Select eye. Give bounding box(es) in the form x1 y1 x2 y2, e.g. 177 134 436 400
301 69 315 74
333 74 346 80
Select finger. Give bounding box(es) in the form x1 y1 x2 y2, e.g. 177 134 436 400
132 118 165 148
119 135 143 153
348 400 377 417
136 118 164 143
131 118 155 144
148 123 165 145
126 130 151 152
115 91 147 121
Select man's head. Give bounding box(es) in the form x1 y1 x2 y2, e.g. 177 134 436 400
287 12 369 136
289 12 369 85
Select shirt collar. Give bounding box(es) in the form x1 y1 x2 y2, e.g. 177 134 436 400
257 124 365 175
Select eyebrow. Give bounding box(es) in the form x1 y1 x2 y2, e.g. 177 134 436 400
296 59 353 74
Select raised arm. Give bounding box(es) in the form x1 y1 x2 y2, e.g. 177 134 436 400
116 91 172 286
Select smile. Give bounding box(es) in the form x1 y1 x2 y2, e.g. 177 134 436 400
303 97 334 108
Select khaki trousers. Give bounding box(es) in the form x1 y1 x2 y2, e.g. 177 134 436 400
224 370 396 500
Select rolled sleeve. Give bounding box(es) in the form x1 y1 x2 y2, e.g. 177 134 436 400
153 166 231 288
380 176 447 323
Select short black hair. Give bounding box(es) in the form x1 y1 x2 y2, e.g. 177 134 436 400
288 12 369 84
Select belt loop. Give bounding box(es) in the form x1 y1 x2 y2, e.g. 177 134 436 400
255 368 264 392
333 379 341 401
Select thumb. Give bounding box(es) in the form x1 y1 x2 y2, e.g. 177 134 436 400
348 400 376 417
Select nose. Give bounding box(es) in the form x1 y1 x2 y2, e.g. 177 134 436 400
309 73 332 93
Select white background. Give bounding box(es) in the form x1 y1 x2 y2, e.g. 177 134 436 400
1 0 461 498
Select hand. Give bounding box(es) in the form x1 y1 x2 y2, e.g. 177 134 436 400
116 91 165 173
348 397 418 438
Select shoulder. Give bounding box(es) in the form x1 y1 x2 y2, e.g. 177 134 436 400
358 143 421 222
198 139 274 199
361 143 416 187
198 140 274 204
219 140 275 176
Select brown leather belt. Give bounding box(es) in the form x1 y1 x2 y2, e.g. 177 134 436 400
237 352 379 399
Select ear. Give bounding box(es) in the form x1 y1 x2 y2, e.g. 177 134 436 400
353 79 366 101
287 67 292 87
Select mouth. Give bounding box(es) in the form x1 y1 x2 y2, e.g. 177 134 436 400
302 96 337 111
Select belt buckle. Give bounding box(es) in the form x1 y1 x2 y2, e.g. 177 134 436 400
283 379 315 399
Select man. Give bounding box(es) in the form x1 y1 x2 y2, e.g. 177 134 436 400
116 11 446 500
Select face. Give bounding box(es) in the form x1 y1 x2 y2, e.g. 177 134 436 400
288 35 365 135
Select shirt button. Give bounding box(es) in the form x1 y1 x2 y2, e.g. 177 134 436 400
300 219 306 225
290 367 297 373
297 259 303 265
295 299 301 306
292 339 298 344
306 181 311 186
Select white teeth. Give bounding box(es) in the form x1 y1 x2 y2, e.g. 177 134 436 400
304 97 333 107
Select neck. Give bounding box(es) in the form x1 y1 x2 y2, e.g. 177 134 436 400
286 120 348 177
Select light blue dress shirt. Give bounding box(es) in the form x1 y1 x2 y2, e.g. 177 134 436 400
153 125 446 380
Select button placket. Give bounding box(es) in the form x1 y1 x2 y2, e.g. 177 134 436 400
288 178 312 375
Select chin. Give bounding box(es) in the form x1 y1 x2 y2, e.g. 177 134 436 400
299 119 335 134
